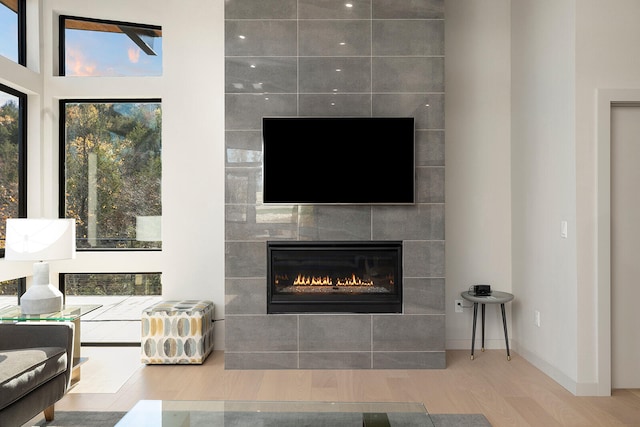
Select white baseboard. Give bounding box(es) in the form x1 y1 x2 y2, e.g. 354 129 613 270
512 339 604 396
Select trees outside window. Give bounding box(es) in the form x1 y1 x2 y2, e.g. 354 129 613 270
64 273 161 297
0 84 26 255
63 273 162 344
61 100 161 249
0 278 24 305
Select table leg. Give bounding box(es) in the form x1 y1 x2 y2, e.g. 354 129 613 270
500 303 511 361
71 317 81 385
481 303 486 352
471 302 478 360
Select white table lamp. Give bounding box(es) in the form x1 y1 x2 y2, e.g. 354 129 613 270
5 218 76 314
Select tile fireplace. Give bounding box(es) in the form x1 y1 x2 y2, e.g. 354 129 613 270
224 0 445 369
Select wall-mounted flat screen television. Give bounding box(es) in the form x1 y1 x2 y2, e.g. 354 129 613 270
262 117 415 205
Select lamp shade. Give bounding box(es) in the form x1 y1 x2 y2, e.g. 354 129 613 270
5 218 76 261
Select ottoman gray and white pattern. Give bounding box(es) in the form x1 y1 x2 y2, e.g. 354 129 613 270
141 300 214 364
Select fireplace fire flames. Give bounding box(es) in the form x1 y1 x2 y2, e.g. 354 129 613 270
287 273 377 287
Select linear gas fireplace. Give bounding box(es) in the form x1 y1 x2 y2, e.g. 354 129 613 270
267 241 403 314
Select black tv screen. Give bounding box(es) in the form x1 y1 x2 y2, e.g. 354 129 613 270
262 117 415 204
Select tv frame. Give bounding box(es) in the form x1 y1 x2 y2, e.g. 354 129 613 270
261 116 416 206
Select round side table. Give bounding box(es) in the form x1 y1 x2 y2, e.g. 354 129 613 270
461 290 514 361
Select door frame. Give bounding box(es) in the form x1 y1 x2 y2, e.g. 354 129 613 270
595 89 640 395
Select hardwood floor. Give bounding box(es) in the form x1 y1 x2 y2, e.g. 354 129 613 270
53 349 640 426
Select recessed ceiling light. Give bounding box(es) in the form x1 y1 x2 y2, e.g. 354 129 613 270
238 35 246 39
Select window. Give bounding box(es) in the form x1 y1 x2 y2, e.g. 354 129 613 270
63 272 162 345
0 0 25 65
60 15 162 76
0 84 26 256
0 277 25 305
61 100 161 249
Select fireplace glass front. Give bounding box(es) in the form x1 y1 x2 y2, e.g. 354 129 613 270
267 241 402 313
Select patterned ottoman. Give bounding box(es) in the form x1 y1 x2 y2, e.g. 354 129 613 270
141 300 214 364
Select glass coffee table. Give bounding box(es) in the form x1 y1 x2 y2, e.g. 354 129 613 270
0 304 101 386
116 400 434 426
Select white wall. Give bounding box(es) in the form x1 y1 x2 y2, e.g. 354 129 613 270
153 0 225 348
510 0 640 396
447 0 640 396
444 0 512 349
509 0 640 396
511 0 579 392
575 0 640 394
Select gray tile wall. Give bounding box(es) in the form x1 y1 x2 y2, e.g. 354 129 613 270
225 0 445 369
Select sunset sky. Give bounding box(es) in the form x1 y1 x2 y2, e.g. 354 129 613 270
0 4 17 62
0 4 18 106
64 28 162 77
1 7 162 106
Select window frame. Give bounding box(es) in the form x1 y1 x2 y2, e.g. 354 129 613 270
58 14 162 77
17 0 25 65
0 82 27 258
58 98 162 252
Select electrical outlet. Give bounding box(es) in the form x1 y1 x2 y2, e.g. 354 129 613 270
455 299 463 313
534 310 541 327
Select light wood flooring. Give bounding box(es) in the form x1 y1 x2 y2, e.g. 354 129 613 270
46 348 640 426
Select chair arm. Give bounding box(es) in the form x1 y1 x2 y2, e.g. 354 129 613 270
0 322 74 352
0 322 75 387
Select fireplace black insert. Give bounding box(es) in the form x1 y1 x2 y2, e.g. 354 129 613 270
267 241 403 313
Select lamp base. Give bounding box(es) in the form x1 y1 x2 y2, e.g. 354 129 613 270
19 261 64 314
20 284 64 315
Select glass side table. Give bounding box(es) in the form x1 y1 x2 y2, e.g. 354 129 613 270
0 304 101 386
